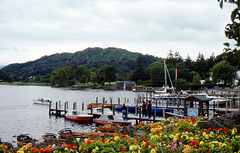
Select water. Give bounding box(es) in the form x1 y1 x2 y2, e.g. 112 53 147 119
0 85 141 145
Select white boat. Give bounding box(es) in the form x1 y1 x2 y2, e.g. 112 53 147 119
65 110 93 122
33 98 51 105
94 114 132 126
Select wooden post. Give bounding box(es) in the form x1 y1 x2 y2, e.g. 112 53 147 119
96 97 98 103
139 107 142 123
110 97 113 109
82 102 84 111
59 101 61 108
73 102 77 110
64 102 67 115
112 106 115 115
55 102 58 116
49 101 52 115
102 97 105 114
163 107 166 118
118 97 120 105
65 101 69 109
91 103 93 114
153 108 156 121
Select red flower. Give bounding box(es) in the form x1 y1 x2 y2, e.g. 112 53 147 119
208 128 211 131
203 149 206 152
122 148 126 152
145 141 151 147
204 129 208 132
185 127 190 131
87 140 92 144
40 148 45 153
70 143 78 149
45 147 50 153
151 145 155 148
142 137 146 140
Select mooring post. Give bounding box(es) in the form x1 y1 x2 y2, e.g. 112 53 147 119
112 106 115 115
96 97 98 103
64 102 67 115
110 97 113 108
163 107 166 118
58 101 61 109
55 102 58 116
82 102 84 111
118 97 120 105
91 103 93 114
73 102 77 110
102 97 105 114
49 101 52 115
153 108 156 121
139 107 142 123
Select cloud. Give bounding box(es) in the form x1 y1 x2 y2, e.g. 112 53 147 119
0 0 236 65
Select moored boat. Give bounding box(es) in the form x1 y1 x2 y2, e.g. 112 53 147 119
17 134 32 143
65 110 93 122
94 114 132 126
42 133 57 141
33 98 52 105
57 128 91 139
87 103 112 109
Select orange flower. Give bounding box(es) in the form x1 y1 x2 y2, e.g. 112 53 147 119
134 140 138 144
169 117 172 121
125 135 129 139
40 148 45 153
91 140 95 143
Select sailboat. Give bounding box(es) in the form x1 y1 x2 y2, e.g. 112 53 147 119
154 59 176 98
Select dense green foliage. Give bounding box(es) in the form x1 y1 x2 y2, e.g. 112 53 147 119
1 47 159 81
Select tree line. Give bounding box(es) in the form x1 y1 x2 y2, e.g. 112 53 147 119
4 50 235 90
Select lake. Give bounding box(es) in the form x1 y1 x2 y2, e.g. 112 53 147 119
0 85 142 145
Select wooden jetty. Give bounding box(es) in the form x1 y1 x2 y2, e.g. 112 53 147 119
48 91 240 124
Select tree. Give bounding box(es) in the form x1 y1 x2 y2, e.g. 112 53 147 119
103 65 117 84
211 60 237 86
50 66 75 86
131 55 148 83
117 71 127 81
218 0 240 68
147 60 165 87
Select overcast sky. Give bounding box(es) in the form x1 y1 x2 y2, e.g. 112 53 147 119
0 0 236 66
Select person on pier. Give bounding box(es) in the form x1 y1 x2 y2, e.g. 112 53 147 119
147 100 152 118
142 101 147 117
121 103 127 120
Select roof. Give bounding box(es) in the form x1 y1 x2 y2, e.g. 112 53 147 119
185 94 210 102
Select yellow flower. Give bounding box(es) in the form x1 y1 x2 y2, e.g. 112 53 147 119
95 147 99 151
190 137 194 141
110 141 116 144
232 128 237 135
150 148 156 153
84 138 88 143
92 149 97 153
170 134 174 139
17 151 24 153
114 136 120 141
199 141 204 146
182 147 191 153
173 136 178 142
78 145 82 151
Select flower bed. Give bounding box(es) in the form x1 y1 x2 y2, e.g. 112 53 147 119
1 117 240 153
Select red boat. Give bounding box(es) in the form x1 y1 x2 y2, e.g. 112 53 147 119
94 114 132 126
65 110 93 122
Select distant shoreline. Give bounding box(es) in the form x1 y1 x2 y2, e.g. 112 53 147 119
0 82 50 86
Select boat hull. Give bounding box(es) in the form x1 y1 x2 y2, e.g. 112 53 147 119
65 115 92 122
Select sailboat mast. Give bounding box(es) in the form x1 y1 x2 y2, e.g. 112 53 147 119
164 59 167 87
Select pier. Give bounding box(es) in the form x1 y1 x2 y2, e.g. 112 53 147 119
48 91 240 124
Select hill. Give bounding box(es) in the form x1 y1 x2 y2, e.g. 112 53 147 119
2 47 160 80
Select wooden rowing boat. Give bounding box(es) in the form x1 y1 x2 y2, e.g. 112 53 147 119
58 128 90 139
17 134 32 143
95 124 122 132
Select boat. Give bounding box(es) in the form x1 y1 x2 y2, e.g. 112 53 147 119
57 128 91 139
42 133 67 143
87 103 112 109
95 123 122 132
94 114 132 126
65 110 93 122
17 134 32 143
33 98 52 105
42 133 57 141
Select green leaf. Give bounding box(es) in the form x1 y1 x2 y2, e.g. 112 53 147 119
220 0 223 9
223 42 230 47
